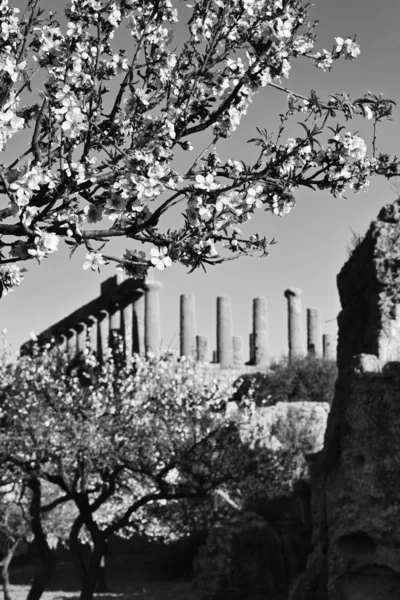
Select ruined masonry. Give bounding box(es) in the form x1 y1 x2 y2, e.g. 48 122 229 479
290 199 400 600
21 274 336 366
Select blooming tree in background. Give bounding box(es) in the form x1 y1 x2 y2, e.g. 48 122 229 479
0 0 397 295
0 484 29 600
0 346 261 600
0 342 310 600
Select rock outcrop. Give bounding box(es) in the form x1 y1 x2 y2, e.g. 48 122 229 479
239 400 329 455
290 199 400 600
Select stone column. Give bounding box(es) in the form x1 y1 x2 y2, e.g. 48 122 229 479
217 296 233 368
196 335 208 362
76 322 87 353
121 301 133 366
284 287 304 360
233 335 244 367
323 333 336 361
180 293 196 357
108 302 121 353
145 281 163 355
100 272 125 296
307 308 322 357
249 333 255 364
132 292 145 355
109 303 121 331
87 316 98 355
253 297 269 367
98 309 109 362
57 333 67 353
67 328 77 359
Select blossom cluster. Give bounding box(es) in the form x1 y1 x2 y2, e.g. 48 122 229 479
0 0 396 292
0 264 25 296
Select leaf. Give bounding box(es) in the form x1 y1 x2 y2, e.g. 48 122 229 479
69 245 79 259
297 122 311 137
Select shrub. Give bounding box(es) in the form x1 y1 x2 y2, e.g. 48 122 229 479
194 471 314 599
233 356 337 407
194 511 288 600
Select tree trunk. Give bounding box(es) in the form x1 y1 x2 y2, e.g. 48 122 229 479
26 478 55 600
69 517 87 585
79 540 106 600
0 540 19 600
26 542 54 600
96 545 109 593
73 490 113 600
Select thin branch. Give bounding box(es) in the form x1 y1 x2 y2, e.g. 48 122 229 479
41 494 72 513
81 228 131 239
17 0 39 62
0 173 15 204
181 76 247 138
15 66 40 99
129 190 184 235
214 488 242 511
32 98 48 164
108 4 159 123
267 81 310 103
186 136 219 176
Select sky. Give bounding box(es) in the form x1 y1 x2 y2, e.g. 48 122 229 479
1 0 400 361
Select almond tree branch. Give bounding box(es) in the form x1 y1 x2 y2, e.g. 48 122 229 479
32 98 48 164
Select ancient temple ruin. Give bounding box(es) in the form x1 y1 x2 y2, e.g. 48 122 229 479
21 274 336 366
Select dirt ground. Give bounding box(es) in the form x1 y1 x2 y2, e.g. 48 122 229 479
9 553 200 600
7 581 198 600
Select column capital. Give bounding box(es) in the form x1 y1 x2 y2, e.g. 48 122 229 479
144 280 163 292
285 287 304 360
67 328 77 358
284 287 303 299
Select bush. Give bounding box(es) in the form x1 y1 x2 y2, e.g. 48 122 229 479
194 511 287 600
194 479 313 600
233 356 337 407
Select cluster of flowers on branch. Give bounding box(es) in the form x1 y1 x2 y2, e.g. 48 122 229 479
0 0 397 293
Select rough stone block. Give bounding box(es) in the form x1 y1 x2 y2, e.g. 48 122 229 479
350 354 381 374
239 401 330 455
